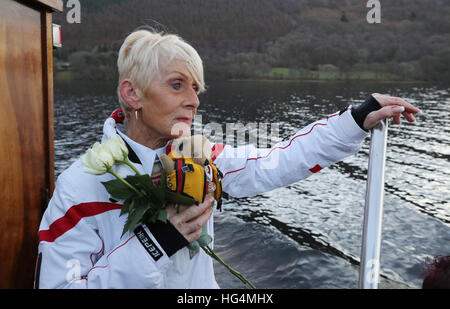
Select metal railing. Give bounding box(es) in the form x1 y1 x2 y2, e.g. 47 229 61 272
359 119 388 289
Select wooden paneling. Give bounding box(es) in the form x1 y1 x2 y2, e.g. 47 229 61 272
31 0 63 12
0 0 53 288
44 11 55 195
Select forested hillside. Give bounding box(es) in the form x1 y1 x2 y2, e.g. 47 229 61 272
54 0 450 82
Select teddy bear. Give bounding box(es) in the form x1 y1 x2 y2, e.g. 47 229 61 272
160 134 223 257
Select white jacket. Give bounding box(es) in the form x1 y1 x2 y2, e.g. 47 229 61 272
35 104 370 289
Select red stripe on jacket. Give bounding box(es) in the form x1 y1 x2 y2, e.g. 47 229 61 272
38 202 122 243
223 115 338 177
211 144 226 162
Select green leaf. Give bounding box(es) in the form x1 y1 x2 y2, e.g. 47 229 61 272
119 197 134 217
125 174 166 204
165 190 198 205
155 209 167 223
102 179 135 200
125 174 158 190
121 196 150 236
149 185 166 205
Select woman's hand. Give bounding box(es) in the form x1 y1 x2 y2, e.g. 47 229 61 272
166 198 214 243
363 93 421 131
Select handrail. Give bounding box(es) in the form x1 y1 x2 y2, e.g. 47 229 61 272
359 119 388 289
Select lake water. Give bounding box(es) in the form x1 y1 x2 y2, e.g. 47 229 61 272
53 79 449 289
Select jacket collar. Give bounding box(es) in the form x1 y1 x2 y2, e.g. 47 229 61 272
103 111 166 175
123 138 141 164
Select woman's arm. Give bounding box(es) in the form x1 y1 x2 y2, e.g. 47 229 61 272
213 94 419 198
213 107 366 198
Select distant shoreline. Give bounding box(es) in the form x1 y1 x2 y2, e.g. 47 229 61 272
54 69 429 84
233 67 428 83
54 70 426 84
229 78 427 84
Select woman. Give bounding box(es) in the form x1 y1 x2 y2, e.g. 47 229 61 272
36 29 420 288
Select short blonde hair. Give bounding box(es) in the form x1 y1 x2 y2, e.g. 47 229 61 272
117 28 205 113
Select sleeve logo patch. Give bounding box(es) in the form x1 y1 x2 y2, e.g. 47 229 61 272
134 226 163 262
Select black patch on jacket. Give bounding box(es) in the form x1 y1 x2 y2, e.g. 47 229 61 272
134 226 163 262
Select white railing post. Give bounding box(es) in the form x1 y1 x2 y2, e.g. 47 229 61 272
359 119 388 289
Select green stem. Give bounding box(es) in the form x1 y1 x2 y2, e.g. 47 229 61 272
201 245 256 289
121 157 141 175
107 167 142 197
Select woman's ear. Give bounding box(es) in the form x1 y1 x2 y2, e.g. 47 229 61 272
119 79 142 110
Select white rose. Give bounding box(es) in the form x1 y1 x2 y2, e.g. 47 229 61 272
103 135 128 162
80 142 115 175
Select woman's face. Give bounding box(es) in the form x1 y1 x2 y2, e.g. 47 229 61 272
139 61 200 144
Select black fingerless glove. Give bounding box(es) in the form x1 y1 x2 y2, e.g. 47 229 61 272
134 221 189 261
147 221 189 257
351 95 382 132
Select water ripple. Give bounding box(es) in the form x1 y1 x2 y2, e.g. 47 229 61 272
54 80 450 288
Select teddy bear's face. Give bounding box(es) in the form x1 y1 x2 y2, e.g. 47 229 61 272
173 135 211 166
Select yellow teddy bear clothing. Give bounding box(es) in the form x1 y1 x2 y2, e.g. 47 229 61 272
164 147 223 209
166 157 207 204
